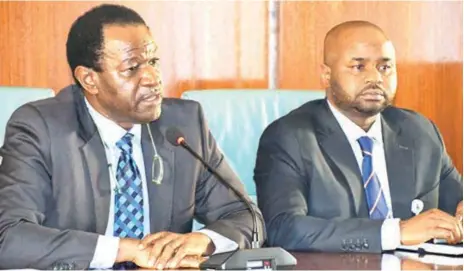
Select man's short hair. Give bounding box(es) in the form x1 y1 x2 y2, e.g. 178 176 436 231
66 4 147 87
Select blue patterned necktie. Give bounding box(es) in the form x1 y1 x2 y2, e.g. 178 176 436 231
357 136 389 220
114 133 145 239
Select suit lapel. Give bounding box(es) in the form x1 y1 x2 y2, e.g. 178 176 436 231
382 114 415 219
80 134 111 234
315 102 367 216
142 121 175 233
74 87 111 234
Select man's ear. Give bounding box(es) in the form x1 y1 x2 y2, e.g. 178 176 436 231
320 64 331 88
74 66 99 95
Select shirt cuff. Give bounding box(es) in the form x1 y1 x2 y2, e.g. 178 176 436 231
381 218 401 251
89 235 120 269
197 229 239 255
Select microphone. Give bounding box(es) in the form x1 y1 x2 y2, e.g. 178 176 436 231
165 127 296 270
166 127 259 247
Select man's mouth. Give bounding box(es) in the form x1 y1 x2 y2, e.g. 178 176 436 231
141 87 163 103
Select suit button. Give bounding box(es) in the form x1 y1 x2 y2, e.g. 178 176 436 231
350 243 356 251
363 238 369 249
355 240 362 251
342 240 348 251
53 263 64 270
346 239 354 251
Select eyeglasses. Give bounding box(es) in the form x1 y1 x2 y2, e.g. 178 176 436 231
147 124 164 185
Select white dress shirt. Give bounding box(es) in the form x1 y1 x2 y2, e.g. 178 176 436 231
84 99 237 269
327 100 401 251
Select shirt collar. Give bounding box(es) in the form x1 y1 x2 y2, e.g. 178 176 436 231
84 98 141 148
327 99 383 145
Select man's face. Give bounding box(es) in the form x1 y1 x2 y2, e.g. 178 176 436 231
325 30 397 117
92 24 163 124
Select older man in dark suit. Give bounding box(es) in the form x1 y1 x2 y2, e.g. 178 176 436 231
0 4 263 270
254 20 462 253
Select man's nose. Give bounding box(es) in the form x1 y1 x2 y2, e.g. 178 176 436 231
364 67 383 85
140 64 160 86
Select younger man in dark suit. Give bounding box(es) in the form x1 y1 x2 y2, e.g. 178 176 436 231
254 20 462 253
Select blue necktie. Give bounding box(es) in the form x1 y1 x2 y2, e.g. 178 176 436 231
357 136 389 220
113 133 145 239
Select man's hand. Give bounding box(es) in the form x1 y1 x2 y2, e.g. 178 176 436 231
177 255 208 269
115 238 156 268
455 201 463 242
455 201 463 225
138 255 207 270
116 238 142 264
138 231 215 269
400 208 462 245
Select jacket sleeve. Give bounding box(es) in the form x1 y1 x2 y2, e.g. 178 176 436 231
0 104 99 269
430 121 463 214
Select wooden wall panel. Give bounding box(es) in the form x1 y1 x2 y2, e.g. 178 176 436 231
0 1 268 97
279 1 463 173
1 1 462 173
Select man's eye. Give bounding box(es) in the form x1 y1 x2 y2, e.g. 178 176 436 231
379 65 391 72
148 58 160 66
128 65 139 72
353 64 364 71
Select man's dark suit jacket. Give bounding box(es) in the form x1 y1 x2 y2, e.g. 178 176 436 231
0 85 264 269
254 99 462 253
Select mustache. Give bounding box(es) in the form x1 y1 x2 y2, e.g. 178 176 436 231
134 86 163 105
359 83 386 95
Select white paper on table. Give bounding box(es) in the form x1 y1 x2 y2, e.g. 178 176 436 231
396 242 463 257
